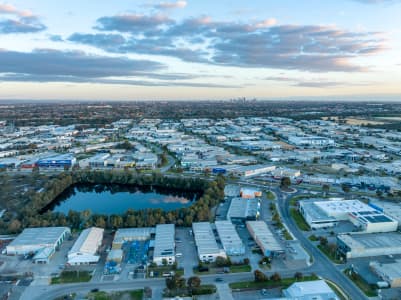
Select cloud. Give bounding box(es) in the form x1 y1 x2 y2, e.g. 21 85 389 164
95 14 174 34
0 4 46 34
0 49 164 78
0 48 237 88
0 16 46 33
70 14 386 73
0 3 32 17
155 1 187 10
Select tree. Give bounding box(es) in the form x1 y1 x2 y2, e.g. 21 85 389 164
280 177 291 189
166 274 186 290
270 272 281 282
254 270 268 282
341 184 350 193
322 184 330 195
243 258 250 265
187 276 201 289
319 236 328 247
8 219 21 233
294 272 303 281
215 256 230 267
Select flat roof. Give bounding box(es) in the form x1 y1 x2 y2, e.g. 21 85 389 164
69 227 104 255
299 201 337 222
338 232 401 250
371 260 401 280
246 221 283 252
315 200 376 215
215 220 244 251
153 224 175 258
192 222 224 256
228 197 259 219
8 227 70 247
113 227 154 244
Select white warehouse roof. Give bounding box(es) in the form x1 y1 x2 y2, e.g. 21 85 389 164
215 220 245 255
69 227 104 256
192 222 226 257
153 224 175 259
8 227 70 248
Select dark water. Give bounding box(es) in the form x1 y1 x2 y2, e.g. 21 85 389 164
45 184 200 215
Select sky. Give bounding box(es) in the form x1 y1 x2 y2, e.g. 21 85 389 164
0 0 400 101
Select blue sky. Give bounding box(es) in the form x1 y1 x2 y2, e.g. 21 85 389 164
0 0 400 100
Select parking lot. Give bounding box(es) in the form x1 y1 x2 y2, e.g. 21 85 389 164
175 227 198 277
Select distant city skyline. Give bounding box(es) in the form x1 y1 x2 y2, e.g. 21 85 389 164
0 0 400 100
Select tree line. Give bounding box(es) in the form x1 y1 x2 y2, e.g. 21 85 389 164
0 170 225 233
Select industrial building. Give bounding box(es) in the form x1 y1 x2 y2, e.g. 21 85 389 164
246 221 284 257
299 201 338 229
227 197 260 223
107 249 124 264
299 199 398 232
153 224 175 266
192 222 226 262
230 164 276 178
67 227 104 265
370 260 401 287
240 187 262 198
215 220 245 256
36 154 76 168
112 227 154 249
337 232 401 259
283 280 339 299
6 227 70 263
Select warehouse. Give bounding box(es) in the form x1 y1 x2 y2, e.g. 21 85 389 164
283 280 339 299
299 199 397 233
67 227 104 265
337 232 401 259
107 249 124 264
230 164 276 178
112 227 154 249
299 200 338 229
153 224 175 266
246 221 284 257
227 197 260 223
37 154 76 168
240 188 262 198
6 227 70 260
192 222 226 262
215 220 245 256
370 260 401 287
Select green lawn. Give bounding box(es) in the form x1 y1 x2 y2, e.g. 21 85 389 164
308 234 319 241
194 263 250 275
344 270 377 297
283 229 293 240
147 265 184 277
266 191 276 200
290 208 311 231
317 245 343 264
230 264 252 273
87 290 144 300
51 271 91 284
229 274 319 290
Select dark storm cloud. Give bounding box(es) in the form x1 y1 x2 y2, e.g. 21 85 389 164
0 16 46 34
68 13 387 73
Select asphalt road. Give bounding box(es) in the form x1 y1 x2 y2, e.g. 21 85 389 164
275 188 368 300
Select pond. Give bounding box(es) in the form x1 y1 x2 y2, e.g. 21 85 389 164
44 183 200 215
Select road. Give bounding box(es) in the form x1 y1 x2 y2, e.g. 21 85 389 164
275 188 368 300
